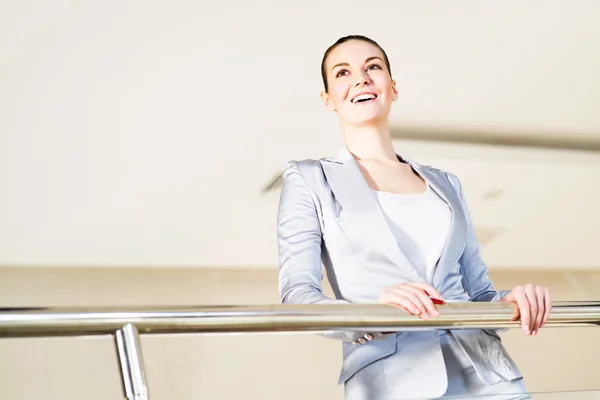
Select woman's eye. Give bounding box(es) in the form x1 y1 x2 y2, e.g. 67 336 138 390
335 69 349 78
367 63 382 71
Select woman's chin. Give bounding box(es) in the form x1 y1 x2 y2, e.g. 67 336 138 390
345 113 388 127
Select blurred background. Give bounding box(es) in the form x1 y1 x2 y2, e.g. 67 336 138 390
1 1 599 399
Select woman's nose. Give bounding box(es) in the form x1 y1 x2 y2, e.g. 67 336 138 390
354 71 371 86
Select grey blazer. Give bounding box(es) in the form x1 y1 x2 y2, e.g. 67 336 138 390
277 147 522 399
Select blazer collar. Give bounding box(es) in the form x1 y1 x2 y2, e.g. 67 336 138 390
323 146 413 166
417 167 466 288
321 147 424 281
321 147 466 288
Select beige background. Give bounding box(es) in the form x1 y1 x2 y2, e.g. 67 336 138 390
0 267 598 399
2 1 600 399
2 0 600 269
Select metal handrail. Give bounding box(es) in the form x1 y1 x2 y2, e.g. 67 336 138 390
1 301 599 400
1 301 599 338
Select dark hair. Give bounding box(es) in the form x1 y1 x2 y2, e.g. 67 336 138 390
320 35 392 92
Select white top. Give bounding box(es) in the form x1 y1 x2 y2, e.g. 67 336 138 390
371 184 451 283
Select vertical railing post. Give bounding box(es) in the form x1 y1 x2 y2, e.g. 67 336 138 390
115 324 149 400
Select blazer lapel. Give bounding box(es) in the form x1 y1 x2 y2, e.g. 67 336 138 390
411 164 467 288
321 148 424 282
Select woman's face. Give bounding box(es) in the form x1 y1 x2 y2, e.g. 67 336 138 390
321 40 397 127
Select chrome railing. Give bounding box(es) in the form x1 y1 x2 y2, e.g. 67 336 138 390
1 301 599 400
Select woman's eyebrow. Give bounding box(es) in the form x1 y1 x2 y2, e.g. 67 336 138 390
364 56 383 64
330 57 384 72
330 62 349 72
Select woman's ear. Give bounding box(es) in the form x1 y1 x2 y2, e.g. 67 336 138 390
320 91 336 112
391 80 399 102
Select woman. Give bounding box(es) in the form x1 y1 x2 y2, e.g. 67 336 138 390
277 35 551 399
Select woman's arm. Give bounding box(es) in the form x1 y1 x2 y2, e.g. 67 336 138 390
448 172 551 335
278 162 336 305
447 173 509 303
277 161 377 343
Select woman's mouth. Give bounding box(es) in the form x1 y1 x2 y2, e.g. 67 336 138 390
351 93 378 104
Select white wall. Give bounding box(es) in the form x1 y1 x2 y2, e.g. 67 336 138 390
1 1 600 268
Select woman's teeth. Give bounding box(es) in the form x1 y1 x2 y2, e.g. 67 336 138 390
352 94 377 103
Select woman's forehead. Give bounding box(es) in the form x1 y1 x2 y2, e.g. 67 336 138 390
326 40 385 70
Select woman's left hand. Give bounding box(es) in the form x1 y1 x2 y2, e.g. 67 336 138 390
500 284 552 336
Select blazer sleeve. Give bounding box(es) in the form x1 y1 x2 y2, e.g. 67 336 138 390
277 161 383 342
447 173 510 303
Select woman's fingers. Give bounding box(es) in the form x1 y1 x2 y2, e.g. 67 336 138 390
503 284 552 336
392 295 428 319
510 301 521 322
408 282 444 301
541 288 552 328
524 285 540 334
532 286 546 335
386 288 429 318
400 284 440 317
379 291 421 316
379 283 442 319
513 288 532 335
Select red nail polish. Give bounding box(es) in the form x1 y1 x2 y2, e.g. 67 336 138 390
430 297 445 305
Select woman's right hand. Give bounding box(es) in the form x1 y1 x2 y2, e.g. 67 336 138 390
378 282 444 320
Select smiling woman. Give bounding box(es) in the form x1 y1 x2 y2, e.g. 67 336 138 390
319 36 397 129
277 35 552 400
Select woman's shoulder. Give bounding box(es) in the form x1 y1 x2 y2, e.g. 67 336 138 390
285 147 348 170
283 150 344 176
280 157 327 189
404 156 462 190
284 157 322 170
403 156 453 176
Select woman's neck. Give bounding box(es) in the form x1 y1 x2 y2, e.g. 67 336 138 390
342 123 398 163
